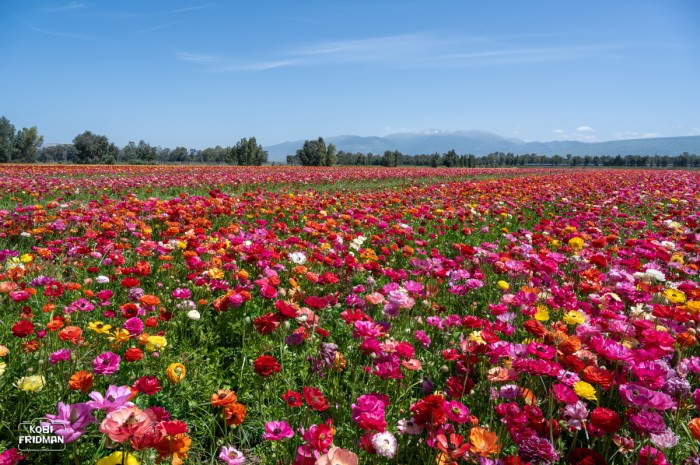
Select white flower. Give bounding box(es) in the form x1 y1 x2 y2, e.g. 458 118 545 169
289 251 307 265
645 269 666 282
20 232 31 237
96 275 110 284
187 310 201 320
350 235 367 251
371 431 397 458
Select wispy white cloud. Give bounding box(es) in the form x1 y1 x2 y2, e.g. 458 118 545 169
177 33 658 73
140 21 181 33
576 126 594 132
161 5 211 15
175 51 222 64
27 23 93 40
44 2 85 12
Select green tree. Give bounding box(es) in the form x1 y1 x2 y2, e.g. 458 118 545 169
231 137 268 165
0 116 17 162
443 149 459 167
73 131 116 164
14 126 43 163
296 137 336 166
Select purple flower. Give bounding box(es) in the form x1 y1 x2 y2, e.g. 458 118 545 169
518 436 559 464
92 352 121 376
49 348 71 365
561 401 589 430
650 428 680 449
619 383 676 411
43 402 95 443
123 317 144 336
88 385 133 413
262 421 294 440
629 410 666 435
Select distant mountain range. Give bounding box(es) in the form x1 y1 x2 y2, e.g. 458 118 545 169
264 130 700 162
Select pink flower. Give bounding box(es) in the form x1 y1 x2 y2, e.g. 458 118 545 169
219 445 245 465
444 400 470 423
99 405 152 442
315 447 358 465
262 421 294 440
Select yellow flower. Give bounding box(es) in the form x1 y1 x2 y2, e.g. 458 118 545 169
563 311 585 325
88 321 112 335
469 331 486 345
96 451 140 465
497 280 510 291
534 305 550 322
16 375 45 392
0 362 6 377
573 381 597 401
20 253 34 263
568 237 584 252
551 239 561 249
146 335 167 352
208 268 224 279
166 363 186 384
108 328 131 345
663 288 686 304
686 301 700 313
177 241 187 249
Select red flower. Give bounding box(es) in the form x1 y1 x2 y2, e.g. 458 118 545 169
589 407 622 435
121 277 140 288
124 347 144 362
566 448 606 465
410 394 446 428
134 376 162 395
11 320 34 338
303 386 329 412
275 300 298 318
159 420 188 436
304 296 328 310
283 390 303 408
253 313 281 334
145 317 158 328
253 355 281 378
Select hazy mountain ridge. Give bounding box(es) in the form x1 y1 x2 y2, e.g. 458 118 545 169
264 131 700 163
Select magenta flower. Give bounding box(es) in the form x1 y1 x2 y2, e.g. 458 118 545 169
172 288 191 299
93 351 121 375
619 383 676 411
444 400 470 423
352 393 388 432
629 410 666 435
123 317 144 336
43 402 95 443
49 348 71 365
262 421 294 440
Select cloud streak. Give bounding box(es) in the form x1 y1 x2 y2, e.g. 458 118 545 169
44 2 85 12
27 24 94 40
177 33 658 73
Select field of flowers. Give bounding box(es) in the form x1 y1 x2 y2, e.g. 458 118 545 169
0 166 699 465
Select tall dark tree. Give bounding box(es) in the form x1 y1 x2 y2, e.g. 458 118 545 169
0 116 17 162
13 126 43 163
296 137 336 166
231 137 268 165
73 131 116 164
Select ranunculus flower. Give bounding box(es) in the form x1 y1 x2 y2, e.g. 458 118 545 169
262 420 294 440
99 405 152 443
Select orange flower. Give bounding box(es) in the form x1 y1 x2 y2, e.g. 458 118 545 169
46 319 64 332
22 340 40 353
139 295 161 306
42 303 56 313
155 433 191 465
211 390 237 407
558 336 582 355
69 370 94 393
58 326 83 344
469 426 502 457
224 402 247 426
690 418 700 441
677 332 697 347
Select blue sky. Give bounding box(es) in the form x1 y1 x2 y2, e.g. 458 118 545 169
1 1 699 148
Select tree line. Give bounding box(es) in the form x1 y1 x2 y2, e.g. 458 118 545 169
0 116 268 165
1 116 699 167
